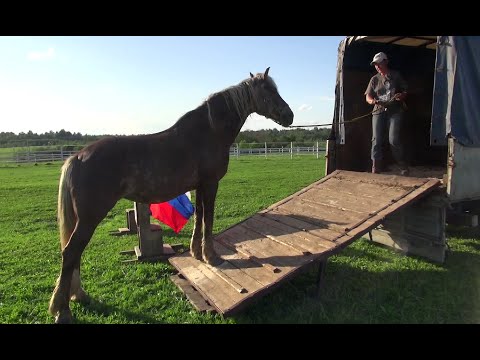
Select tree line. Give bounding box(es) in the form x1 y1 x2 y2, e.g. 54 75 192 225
0 130 99 148
0 127 332 148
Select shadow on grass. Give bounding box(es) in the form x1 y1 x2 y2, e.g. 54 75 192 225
231 233 480 324
72 297 165 324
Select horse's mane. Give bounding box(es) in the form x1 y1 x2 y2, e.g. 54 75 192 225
205 72 278 123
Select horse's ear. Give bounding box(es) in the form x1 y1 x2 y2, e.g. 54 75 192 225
250 72 254 78
264 67 270 78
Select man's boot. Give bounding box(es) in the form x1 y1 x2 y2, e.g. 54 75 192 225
372 159 382 174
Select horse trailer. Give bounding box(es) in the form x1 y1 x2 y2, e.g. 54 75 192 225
326 36 480 263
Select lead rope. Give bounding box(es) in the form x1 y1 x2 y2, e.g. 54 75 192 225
288 98 406 128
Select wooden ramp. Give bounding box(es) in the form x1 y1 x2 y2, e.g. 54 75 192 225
169 170 441 316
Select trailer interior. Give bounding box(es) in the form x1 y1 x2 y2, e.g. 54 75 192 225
333 36 447 180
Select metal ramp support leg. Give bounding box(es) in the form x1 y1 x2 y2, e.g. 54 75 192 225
315 259 327 298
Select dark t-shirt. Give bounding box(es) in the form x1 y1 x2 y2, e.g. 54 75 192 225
364 70 408 113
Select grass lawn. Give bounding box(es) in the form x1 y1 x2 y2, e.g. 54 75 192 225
0 156 479 324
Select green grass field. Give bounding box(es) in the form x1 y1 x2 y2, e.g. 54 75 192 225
1 156 479 324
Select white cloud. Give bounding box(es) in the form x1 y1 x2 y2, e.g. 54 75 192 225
298 104 313 111
27 47 55 61
319 95 335 102
242 113 285 131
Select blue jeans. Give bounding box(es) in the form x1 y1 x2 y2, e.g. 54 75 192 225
371 110 405 163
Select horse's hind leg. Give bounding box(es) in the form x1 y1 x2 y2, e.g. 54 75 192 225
190 189 203 260
201 182 223 266
49 221 96 324
70 261 89 303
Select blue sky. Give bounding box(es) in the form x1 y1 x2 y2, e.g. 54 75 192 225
0 36 345 135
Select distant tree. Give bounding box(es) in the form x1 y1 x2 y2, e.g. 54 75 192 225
0 127 331 149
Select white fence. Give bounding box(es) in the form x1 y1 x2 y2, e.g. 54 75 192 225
0 149 78 164
0 142 326 165
230 142 326 159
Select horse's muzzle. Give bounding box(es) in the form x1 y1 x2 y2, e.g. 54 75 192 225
280 107 294 126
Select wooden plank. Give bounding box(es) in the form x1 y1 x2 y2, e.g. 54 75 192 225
216 235 282 274
377 178 441 214
325 139 336 175
170 247 309 316
219 225 305 271
249 214 336 253
382 165 445 180
214 252 292 295
242 217 313 255
278 197 366 229
262 209 344 241
260 170 342 211
207 264 248 294
220 224 314 268
212 241 284 286
261 170 430 215
207 252 272 295
213 243 314 315
307 177 411 202
370 228 446 263
368 179 441 222
333 170 431 188
379 211 405 234
170 254 246 313
296 186 396 215
404 207 445 239
374 226 445 248
170 274 215 313
333 178 441 249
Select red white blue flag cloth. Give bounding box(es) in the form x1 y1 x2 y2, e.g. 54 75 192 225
149 192 194 233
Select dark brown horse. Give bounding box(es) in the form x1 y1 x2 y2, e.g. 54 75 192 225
48 67 293 323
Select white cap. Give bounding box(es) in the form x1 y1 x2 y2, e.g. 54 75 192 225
370 52 388 66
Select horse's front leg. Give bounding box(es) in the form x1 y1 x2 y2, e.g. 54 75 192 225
190 189 203 260
201 181 223 266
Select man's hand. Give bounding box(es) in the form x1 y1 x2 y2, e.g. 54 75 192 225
394 92 406 101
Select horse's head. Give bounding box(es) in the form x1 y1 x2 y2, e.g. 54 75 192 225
249 67 294 127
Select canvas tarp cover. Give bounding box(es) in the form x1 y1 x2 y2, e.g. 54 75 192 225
431 36 480 147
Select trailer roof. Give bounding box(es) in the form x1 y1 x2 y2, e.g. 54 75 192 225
346 36 438 49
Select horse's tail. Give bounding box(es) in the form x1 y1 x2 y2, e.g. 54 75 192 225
58 156 77 250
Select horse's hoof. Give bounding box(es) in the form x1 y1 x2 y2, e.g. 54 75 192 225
54 310 73 324
70 291 90 304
